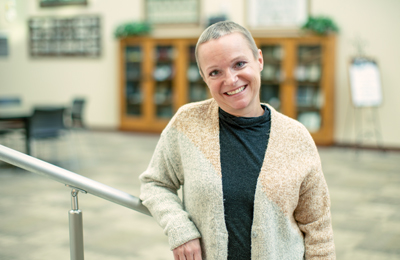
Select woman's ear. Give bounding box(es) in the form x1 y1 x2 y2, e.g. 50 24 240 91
258 49 264 71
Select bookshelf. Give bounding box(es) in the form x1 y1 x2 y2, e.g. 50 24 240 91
256 35 335 145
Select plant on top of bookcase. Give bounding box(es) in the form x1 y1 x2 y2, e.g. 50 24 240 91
114 21 151 38
302 16 339 35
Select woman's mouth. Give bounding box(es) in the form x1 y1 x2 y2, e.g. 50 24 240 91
226 86 246 96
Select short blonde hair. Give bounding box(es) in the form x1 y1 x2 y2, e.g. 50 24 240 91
195 21 259 75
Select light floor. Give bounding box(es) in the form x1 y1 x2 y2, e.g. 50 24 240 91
0 130 399 260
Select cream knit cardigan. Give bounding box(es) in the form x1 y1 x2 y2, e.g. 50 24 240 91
140 99 335 259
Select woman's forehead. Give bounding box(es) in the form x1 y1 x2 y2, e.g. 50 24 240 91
198 33 252 58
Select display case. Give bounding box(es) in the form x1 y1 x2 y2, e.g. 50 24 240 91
153 45 175 118
296 45 323 132
119 38 187 132
256 35 335 145
260 44 284 111
125 45 143 116
119 35 335 145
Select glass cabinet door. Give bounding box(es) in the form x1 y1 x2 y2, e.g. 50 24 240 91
153 45 175 118
187 45 208 102
260 45 284 111
295 45 323 132
125 46 143 116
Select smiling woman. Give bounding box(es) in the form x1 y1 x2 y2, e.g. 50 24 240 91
197 32 264 117
139 21 336 260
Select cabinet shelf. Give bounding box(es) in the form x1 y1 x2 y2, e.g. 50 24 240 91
297 81 321 86
297 106 321 112
261 80 282 85
156 102 173 106
155 59 174 63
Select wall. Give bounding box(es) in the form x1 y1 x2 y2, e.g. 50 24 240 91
0 0 144 128
312 0 400 147
0 0 399 147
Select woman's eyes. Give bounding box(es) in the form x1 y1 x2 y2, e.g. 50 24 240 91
208 62 246 77
209 70 219 76
236 61 246 68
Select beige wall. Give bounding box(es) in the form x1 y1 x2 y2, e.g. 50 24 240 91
1 0 399 147
312 0 400 147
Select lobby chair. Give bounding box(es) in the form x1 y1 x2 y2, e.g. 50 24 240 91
29 106 76 167
71 98 86 129
30 107 66 138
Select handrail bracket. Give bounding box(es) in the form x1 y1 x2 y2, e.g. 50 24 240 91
68 185 85 260
66 184 88 194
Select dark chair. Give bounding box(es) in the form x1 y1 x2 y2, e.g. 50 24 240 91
71 98 86 128
29 107 70 162
30 107 66 139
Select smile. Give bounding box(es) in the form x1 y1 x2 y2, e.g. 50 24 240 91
226 86 246 96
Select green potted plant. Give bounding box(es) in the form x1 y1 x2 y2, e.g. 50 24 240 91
114 21 152 38
302 16 339 35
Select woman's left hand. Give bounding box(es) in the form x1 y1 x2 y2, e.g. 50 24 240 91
173 238 202 260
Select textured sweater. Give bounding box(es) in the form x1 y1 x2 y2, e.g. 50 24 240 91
139 99 335 260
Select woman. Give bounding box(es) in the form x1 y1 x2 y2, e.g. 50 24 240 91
140 21 335 260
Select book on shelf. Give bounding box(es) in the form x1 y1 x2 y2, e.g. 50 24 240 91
297 112 321 132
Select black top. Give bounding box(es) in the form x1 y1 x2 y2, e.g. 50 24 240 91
219 105 271 259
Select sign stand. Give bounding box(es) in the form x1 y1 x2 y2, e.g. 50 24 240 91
345 56 385 152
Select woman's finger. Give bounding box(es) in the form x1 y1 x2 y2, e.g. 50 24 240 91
173 238 202 260
173 249 184 260
194 247 202 260
186 252 194 260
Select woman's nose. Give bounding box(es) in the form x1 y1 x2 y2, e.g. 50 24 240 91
223 69 238 86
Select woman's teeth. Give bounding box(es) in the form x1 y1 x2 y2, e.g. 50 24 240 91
226 86 246 96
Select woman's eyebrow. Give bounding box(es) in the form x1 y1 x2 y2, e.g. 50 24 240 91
204 65 218 73
231 55 248 62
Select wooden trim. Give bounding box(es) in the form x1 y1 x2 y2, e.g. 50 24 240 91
175 39 187 110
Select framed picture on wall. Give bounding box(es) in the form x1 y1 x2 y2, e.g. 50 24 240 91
40 0 87 7
145 0 200 25
246 0 308 30
28 15 101 57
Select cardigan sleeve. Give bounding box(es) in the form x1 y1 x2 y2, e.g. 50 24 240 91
139 127 201 250
294 145 336 259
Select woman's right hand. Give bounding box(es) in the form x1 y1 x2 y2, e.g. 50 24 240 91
173 238 202 260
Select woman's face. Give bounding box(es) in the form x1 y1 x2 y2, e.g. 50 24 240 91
198 33 264 117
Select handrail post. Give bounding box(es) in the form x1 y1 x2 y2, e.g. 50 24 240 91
69 188 85 260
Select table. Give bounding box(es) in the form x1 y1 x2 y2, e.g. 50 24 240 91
0 107 32 155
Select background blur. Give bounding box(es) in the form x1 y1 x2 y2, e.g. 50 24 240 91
0 0 399 148
0 1 400 260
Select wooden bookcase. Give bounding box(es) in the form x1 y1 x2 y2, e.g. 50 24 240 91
118 35 335 145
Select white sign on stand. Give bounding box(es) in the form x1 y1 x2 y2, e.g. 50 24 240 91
346 57 385 151
349 58 383 107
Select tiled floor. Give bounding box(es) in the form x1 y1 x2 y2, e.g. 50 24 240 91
0 131 399 260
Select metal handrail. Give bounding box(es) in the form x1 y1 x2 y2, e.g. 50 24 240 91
0 144 150 216
0 144 152 259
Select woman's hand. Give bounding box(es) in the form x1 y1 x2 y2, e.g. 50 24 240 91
173 238 202 260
